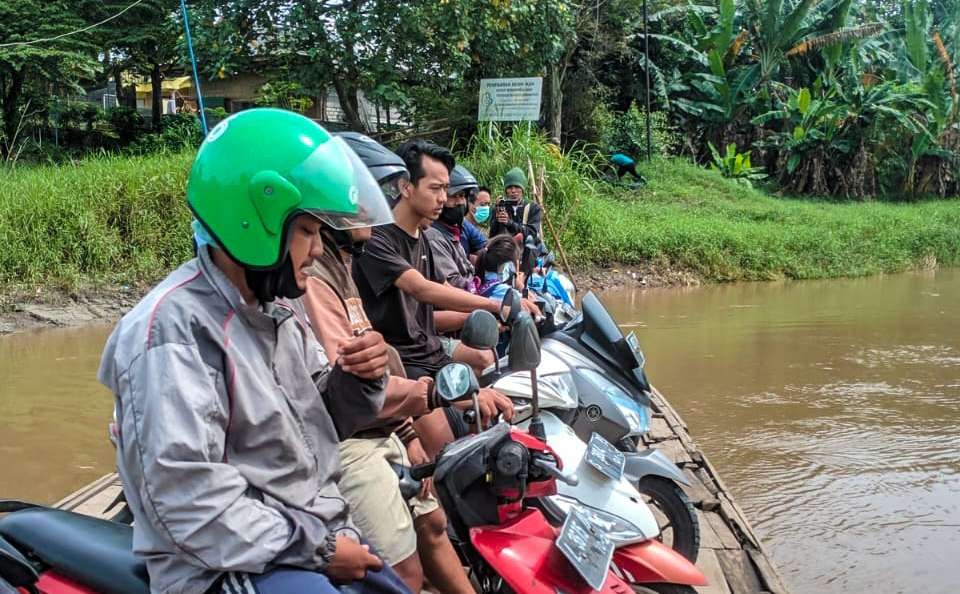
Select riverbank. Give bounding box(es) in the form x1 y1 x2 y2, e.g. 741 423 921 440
3 146 959 333
0 263 698 335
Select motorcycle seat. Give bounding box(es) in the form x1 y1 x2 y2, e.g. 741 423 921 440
0 507 149 594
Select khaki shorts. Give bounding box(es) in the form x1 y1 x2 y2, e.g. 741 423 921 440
337 435 440 565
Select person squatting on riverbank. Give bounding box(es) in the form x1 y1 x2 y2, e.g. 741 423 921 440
98 109 411 594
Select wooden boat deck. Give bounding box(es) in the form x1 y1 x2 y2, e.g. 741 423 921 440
52 388 789 594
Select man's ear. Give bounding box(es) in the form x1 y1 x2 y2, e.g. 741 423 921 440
399 177 414 200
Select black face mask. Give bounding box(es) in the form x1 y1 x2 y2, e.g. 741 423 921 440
439 203 467 227
245 253 303 303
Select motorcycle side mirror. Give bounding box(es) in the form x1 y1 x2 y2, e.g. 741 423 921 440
498 260 516 284
499 288 522 324
460 310 499 351
435 362 479 404
507 312 541 371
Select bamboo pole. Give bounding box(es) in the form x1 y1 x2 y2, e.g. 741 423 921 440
527 159 576 282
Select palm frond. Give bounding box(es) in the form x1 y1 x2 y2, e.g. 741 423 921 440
787 23 886 57
649 4 715 24
644 33 710 65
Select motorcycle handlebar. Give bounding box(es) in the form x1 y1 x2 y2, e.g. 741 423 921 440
532 457 579 486
409 462 436 481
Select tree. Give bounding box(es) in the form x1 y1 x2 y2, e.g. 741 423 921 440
101 0 180 130
0 0 99 158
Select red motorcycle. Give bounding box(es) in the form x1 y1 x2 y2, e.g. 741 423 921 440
412 310 707 594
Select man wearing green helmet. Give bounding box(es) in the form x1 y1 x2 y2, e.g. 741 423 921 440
98 109 410 594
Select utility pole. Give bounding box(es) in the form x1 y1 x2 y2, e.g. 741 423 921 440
643 0 652 161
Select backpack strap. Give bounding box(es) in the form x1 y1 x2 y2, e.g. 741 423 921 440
522 203 532 225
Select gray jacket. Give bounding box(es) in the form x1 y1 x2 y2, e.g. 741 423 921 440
99 247 385 594
424 225 474 292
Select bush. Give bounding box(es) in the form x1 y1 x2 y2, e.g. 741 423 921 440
0 151 195 287
128 113 202 154
108 107 145 144
458 123 604 215
594 101 681 160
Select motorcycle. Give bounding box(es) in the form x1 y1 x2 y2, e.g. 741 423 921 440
413 309 707 594
528 252 576 307
482 286 701 562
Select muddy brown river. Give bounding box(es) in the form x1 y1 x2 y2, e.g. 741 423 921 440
2 270 958 593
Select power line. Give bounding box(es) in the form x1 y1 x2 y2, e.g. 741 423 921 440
0 0 148 49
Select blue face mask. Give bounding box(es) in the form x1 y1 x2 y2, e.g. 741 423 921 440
475 205 491 224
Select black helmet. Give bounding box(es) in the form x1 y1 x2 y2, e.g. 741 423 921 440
335 131 409 202
448 164 479 198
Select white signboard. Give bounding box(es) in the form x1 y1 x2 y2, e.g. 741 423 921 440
478 77 543 122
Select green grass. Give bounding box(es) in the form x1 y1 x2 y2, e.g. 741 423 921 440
2 134 959 290
461 126 960 282
564 158 960 281
0 151 194 289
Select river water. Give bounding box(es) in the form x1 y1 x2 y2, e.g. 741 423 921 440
599 269 960 594
1 271 958 593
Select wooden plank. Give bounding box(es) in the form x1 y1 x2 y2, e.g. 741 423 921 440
704 509 742 550
716 550 767 593
696 508 726 551
745 546 791 594
694 466 721 496
54 473 118 510
694 549 732 594
71 484 123 519
648 416 674 442
718 494 759 549
682 467 720 510
653 439 692 465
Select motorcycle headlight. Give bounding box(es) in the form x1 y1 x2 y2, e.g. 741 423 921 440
493 371 579 410
576 368 649 437
544 495 650 545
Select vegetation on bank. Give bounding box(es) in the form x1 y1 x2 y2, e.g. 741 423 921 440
0 151 193 288
3 130 959 290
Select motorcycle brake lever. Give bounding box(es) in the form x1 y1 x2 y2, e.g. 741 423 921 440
532 457 579 486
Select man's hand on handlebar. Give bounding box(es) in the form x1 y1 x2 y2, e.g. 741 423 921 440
521 297 542 318
453 387 514 425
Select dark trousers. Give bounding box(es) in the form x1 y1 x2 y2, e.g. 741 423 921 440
616 164 645 181
222 564 411 594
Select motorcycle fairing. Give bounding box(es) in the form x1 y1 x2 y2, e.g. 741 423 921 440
611 539 708 586
35 571 99 594
470 509 633 594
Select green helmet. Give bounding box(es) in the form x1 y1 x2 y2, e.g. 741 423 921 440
187 108 392 269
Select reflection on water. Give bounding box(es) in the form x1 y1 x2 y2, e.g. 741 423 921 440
0 325 115 504
600 269 960 594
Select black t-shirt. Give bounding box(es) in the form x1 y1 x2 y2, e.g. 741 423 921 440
352 223 448 371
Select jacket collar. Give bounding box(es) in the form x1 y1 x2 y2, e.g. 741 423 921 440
197 246 291 330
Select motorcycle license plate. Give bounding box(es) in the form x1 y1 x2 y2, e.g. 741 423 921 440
585 433 626 481
625 331 646 369
556 506 615 591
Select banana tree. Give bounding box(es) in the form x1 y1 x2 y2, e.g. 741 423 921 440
897 0 959 196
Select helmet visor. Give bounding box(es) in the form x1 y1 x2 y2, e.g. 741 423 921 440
296 136 395 230
379 172 408 204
